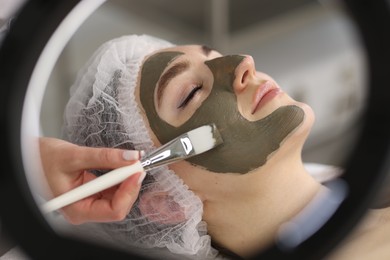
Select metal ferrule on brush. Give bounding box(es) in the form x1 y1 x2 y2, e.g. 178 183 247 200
141 133 195 170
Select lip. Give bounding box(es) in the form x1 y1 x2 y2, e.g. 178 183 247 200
251 81 282 114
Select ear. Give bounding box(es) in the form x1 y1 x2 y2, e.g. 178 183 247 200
138 191 187 225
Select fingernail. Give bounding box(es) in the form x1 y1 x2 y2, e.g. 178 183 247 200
139 150 146 158
137 171 146 185
122 150 139 161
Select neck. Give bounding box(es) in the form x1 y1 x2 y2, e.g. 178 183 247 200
201 148 322 258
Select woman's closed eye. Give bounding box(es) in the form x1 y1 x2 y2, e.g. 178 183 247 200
177 84 203 109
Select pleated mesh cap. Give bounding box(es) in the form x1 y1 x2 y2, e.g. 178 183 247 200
62 34 221 259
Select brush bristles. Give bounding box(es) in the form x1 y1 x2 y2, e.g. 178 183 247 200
187 124 223 154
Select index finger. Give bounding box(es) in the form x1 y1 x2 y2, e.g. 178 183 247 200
73 146 142 170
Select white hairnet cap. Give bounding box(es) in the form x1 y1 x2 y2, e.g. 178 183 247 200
63 34 221 259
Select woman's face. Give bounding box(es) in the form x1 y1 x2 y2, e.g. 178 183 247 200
137 45 314 173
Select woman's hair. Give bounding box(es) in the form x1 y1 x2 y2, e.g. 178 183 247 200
62 35 221 259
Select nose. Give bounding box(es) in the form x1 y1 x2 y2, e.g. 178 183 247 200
233 55 256 93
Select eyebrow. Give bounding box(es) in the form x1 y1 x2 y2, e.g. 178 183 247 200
156 45 215 107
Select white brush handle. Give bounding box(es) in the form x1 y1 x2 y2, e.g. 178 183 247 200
41 161 144 214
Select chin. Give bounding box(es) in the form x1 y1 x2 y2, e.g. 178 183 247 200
293 101 315 139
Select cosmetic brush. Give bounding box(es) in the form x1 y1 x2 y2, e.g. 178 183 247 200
41 123 223 214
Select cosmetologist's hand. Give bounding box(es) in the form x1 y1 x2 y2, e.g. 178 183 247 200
39 137 145 224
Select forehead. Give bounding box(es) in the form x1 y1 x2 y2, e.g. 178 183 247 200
145 45 198 59
158 44 202 53
145 44 222 63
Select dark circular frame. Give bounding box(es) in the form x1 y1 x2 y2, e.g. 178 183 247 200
0 0 390 259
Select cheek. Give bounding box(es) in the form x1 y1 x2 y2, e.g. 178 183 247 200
286 101 315 140
299 102 315 128
137 103 163 148
136 83 164 148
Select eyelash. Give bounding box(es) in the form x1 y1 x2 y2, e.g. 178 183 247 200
177 84 203 109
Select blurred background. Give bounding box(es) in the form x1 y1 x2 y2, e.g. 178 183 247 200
40 0 367 166
1 0 371 257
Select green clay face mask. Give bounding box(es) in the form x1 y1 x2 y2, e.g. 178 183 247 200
140 52 304 173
